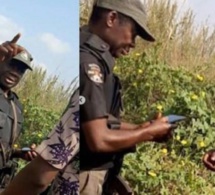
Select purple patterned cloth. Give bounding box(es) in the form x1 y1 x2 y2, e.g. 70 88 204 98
36 89 79 195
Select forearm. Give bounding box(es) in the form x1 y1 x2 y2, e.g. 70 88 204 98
120 121 151 130
92 127 153 153
120 122 139 130
1 156 58 195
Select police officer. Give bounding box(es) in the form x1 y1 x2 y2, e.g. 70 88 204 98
0 34 36 191
80 0 175 194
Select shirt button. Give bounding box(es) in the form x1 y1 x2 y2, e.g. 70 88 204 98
101 44 106 49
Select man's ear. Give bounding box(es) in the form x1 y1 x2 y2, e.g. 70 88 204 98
106 11 118 28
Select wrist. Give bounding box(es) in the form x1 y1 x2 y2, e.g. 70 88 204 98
140 127 154 142
137 121 151 129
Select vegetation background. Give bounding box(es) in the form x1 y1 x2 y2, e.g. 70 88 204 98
14 66 78 170
81 0 215 194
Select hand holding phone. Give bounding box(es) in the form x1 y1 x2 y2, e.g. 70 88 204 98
167 115 186 124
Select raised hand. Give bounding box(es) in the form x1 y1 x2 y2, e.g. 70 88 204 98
0 33 25 62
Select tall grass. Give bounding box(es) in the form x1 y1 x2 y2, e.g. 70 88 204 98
142 0 215 77
80 0 215 80
14 66 78 112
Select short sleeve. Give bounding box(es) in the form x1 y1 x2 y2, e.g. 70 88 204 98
35 89 79 170
80 55 108 122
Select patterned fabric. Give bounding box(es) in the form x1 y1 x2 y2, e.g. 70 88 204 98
36 89 79 195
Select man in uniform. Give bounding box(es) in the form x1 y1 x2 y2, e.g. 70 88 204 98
1 88 79 195
0 34 37 191
80 0 176 194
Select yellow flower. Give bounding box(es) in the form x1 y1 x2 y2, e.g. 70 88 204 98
145 83 150 87
135 53 141 57
24 109 27 113
132 82 137 87
148 171 157 177
161 148 168 154
13 144 18 148
113 66 118 71
196 74 204 81
199 141 205 148
23 99 26 102
138 69 143 74
169 90 175 94
201 91 206 98
191 94 198 100
171 150 176 155
181 140 187 145
176 135 180 141
156 105 163 111
38 133 42 138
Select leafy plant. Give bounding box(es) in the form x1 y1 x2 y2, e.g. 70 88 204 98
116 54 215 194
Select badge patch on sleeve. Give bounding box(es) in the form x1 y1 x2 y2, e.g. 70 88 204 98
86 64 103 84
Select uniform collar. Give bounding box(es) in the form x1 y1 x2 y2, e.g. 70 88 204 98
80 25 115 73
80 25 110 51
0 87 16 100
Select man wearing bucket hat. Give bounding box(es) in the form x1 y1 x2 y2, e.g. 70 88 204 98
0 34 37 191
80 0 175 194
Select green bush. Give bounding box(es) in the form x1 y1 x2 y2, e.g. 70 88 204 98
18 98 60 147
115 54 215 194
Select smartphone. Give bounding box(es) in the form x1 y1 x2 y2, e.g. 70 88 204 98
21 147 31 152
167 115 186 124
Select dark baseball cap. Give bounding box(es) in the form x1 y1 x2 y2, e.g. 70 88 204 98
11 50 33 70
95 0 155 42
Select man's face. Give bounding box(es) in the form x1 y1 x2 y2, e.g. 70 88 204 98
0 60 28 90
104 13 138 58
